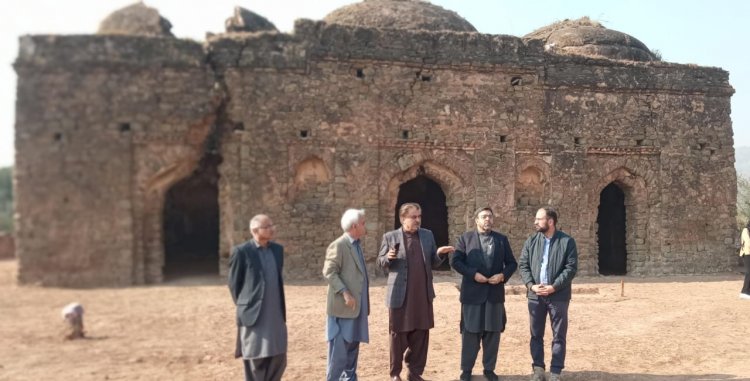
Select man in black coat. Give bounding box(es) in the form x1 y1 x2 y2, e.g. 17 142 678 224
228 214 287 381
450 207 517 381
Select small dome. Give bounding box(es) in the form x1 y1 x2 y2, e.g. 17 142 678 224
324 0 476 32
525 17 656 62
225 7 278 33
98 2 174 37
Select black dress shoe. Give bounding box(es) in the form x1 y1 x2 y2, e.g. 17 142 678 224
407 374 425 381
460 370 472 380
391 376 403 381
483 370 499 381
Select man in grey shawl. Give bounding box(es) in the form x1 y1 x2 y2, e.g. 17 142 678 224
228 214 287 381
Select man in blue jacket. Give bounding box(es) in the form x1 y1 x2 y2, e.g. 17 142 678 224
450 207 517 381
518 207 578 381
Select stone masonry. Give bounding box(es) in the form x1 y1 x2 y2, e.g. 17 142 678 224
13 1 737 286
0 232 14 259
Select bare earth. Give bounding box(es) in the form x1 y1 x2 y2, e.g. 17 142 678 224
1 259 749 381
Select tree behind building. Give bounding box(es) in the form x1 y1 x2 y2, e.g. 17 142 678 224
0 167 12 232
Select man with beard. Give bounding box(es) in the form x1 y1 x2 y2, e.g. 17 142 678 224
450 207 517 381
377 202 454 381
518 207 578 381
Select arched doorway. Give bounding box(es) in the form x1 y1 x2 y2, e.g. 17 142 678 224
597 183 627 275
394 174 450 269
163 154 221 279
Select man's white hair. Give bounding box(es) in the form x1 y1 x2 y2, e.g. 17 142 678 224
341 209 365 232
249 214 268 232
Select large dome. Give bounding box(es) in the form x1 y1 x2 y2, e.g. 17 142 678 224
525 17 656 62
324 0 477 32
98 2 174 37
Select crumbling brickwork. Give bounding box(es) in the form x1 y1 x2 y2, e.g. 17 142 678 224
13 1 737 286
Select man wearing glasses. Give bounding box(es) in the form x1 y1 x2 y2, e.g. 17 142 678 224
377 202 454 381
450 207 517 381
228 214 287 381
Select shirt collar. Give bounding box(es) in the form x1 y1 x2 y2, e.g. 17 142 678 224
252 239 270 249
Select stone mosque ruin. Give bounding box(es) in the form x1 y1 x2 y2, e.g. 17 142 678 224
13 1 737 286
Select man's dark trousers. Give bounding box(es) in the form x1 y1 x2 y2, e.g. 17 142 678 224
242 354 286 381
390 329 429 377
461 330 500 373
528 297 569 375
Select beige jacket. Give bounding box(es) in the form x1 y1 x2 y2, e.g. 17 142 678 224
741 228 750 256
323 234 369 318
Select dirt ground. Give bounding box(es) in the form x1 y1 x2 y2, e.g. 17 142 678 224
1 258 749 381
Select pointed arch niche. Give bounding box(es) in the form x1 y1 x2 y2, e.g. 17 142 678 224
289 156 332 201
516 166 547 208
591 167 648 275
381 160 470 256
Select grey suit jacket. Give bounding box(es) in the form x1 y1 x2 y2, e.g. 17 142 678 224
376 227 444 309
228 240 286 326
322 234 369 318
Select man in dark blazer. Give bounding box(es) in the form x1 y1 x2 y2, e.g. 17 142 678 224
377 202 454 381
518 207 578 381
228 214 287 381
450 207 517 381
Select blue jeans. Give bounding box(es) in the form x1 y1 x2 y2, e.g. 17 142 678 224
528 298 569 374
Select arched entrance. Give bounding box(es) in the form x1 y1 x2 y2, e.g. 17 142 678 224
597 183 627 275
394 175 450 269
163 154 221 279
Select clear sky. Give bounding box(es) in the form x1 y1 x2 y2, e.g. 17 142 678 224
1 0 748 167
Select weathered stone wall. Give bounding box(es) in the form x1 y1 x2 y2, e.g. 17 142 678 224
211 25 546 278
0 233 14 259
536 58 735 275
13 20 737 286
14 35 215 286
211 22 736 279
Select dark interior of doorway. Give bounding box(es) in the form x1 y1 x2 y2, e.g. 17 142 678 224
394 174 450 270
597 183 627 275
163 154 221 279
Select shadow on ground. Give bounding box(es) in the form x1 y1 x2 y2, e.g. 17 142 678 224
455 372 749 381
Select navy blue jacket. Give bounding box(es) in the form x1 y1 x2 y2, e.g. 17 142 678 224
450 230 517 304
